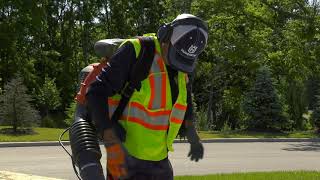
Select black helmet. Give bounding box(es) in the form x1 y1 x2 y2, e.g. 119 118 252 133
157 14 208 73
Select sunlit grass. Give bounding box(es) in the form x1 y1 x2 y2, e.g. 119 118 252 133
0 126 318 142
198 130 320 139
175 171 320 180
0 126 69 142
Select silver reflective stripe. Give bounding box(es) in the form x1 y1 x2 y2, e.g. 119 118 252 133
170 107 185 120
109 105 116 118
80 163 101 171
150 54 162 73
108 104 128 119
129 106 169 126
109 103 170 126
149 53 167 110
150 74 163 109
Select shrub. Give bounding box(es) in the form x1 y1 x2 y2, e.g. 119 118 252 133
65 101 77 126
242 67 290 131
0 74 40 134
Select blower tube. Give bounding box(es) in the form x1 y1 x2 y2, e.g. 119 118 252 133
69 107 104 180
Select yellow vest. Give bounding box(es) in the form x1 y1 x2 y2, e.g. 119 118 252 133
108 34 188 161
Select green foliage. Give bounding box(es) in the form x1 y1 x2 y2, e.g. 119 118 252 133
195 106 208 131
306 76 320 110
65 101 77 127
242 67 290 131
0 74 40 133
39 113 66 128
0 77 2 93
311 94 320 132
221 88 244 130
41 116 56 128
35 76 61 117
285 80 308 130
2 0 320 132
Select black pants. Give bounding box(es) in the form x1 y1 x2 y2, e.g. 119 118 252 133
107 156 173 180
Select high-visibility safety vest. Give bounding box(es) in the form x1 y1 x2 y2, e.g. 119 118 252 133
108 34 188 161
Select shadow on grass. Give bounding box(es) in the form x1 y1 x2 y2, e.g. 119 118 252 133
282 142 320 152
0 128 38 136
204 130 290 138
222 130 290 138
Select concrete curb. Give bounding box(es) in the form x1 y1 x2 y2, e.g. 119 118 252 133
0 141 70 148
1 138 320 147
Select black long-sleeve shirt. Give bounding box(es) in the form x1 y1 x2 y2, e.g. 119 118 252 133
86 42 194 134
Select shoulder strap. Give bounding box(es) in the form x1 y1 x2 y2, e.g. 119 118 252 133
129 36 155 91
110 36 155 126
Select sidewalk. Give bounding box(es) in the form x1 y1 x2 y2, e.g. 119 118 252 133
1 138 319 147
0 171 62 180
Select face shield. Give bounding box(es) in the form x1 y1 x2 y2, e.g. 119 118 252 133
166 25 208 73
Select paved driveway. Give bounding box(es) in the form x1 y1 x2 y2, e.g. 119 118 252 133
0 142 319 179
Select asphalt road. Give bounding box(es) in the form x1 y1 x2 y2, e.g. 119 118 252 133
0 142 319 180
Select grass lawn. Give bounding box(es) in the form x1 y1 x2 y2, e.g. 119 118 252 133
198 130 320 139
175 171 320 180
0 126 319 142
0 127 69 142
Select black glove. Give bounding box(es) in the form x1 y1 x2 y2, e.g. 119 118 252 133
185 120 204 162
188 142 204 162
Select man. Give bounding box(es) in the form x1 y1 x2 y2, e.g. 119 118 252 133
86 13 208 179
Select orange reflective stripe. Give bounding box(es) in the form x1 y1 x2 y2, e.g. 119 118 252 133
108 99 120 105
121 116 169 130
148 75 155 109
170 117 183 124
156 57 165 72
175 104 187 111
108 99 171 116
130 102 171 116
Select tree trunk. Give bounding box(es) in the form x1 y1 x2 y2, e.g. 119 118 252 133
207 86 214 130
82 3 89 66
104 0 111 37
12 90 17 134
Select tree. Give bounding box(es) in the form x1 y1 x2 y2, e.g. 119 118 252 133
306 76 320 110
311 91 320 133
35 76 61 118
1 0 320 131
0 74 40 134
285 80 308 129
0 77 2 93
64 101 77 127
242 67 290 131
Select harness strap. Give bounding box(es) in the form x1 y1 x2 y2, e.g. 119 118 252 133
110 37 156 125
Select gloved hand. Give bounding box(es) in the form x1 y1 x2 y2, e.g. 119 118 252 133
103 129 128 179
188 141 204 162
106 143 128 179
185 121 204 162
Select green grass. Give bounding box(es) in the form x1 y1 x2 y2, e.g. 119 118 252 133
0 127 69 142
198 130 320 139
0 126 319 142
175 171 320 180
